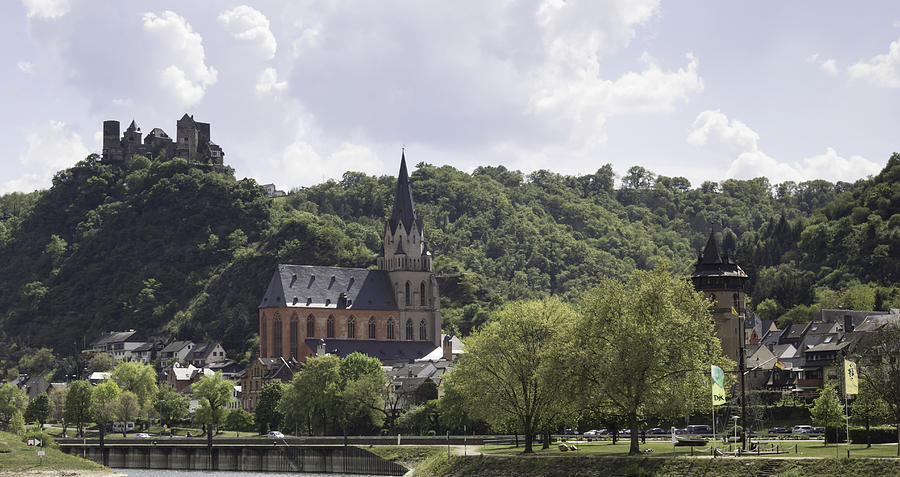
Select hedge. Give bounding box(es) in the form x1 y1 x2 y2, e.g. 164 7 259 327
850 427 898 445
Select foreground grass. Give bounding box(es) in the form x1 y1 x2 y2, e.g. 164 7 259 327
0 431 108 472
366 445 446 471
482 439 900 458
419 455 900 477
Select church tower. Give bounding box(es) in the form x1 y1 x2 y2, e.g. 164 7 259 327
690 231 749 364
377 153 441 346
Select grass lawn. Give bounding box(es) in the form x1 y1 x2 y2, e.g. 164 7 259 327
0 430 108 472
481 438 900 458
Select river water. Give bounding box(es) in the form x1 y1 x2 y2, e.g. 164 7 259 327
114 470 380 477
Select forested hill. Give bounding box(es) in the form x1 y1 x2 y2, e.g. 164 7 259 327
0 152 898 365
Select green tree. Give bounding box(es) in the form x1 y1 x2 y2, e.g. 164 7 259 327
49 387 66 428
64 380 92 437
851 377 890 448
193 371 234 447
9 411 25 436
255 381 284 434
112 361 158 411
18 347 55 376
92 379 121 455
224 408 254 433
861 322 900 455
24 392 52 428
811 383 843 445
447 297 576 453
87 353 115 373
154 384 189 428
574 267 730 455
115 391 140 437
0 382 27 428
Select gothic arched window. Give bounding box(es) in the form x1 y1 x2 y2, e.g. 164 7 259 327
405 282 411 306
368 317 376 339
387 318 395 340
273 314 282 357
405 319 413 340
290 315 299 358
419 320 427 340
261 314 267 356
420 281 426 306
348 316 356 339
307 315 315 337
327 316 335 338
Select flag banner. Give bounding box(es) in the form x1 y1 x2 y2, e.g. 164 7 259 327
775 360 786 370
731 306 738 316
711 365 726 406
844 360 859 395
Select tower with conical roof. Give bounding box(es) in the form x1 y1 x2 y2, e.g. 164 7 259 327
377 152 441 346
691 231 749 363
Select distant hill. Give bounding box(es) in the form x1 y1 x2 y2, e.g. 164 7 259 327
0 152 898 365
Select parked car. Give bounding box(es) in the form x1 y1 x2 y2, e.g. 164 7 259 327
792 425 813 435
686 425 712 435
134 433 151 439
811 427 825 436
563 429 579 435
768 427 789 434
647 428 667 435
584 430 601 438
267 431 285 439
675 428 687 435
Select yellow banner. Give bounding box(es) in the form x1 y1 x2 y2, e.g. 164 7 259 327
711 365 726 406
844 360 858 395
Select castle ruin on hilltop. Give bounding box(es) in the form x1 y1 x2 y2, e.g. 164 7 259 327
102 114 224 166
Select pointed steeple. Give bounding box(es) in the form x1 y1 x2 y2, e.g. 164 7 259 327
126 120 139 132
389 151 421 235
700 231 723 264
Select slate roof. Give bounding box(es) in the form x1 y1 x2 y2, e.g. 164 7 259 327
161 341 194 354
89 330 145 346
388 153 423 236
190 342 219 359
307 339 436 364
133 342 154 352
260 264 397 310
691 232 748 278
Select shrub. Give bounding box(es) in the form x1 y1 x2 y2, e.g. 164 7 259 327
850 426 897 445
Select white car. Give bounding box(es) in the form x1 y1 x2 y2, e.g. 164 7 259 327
584 430 601 438
267 431 284 439
134 433 151 439
792 425 813 435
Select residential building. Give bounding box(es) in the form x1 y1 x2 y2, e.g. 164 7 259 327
189 342 227 367
240 357 299 411
83 330 148 362
159 341 194 364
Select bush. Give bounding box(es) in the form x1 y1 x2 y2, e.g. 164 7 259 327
824 427 847 444
850 426 897 445
426 430 436 436
21 431 58 449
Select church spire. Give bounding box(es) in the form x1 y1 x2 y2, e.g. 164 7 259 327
700 230 723 264
389 151 421 235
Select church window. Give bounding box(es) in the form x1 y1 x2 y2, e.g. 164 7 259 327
419 320 427 340
368 317 376 339
387 318 395 340
406 319 413 340
327 316 335 338
405 282 411 306
273 315 282 357
420 282 426 306
261 315 267 356
348 316 356 339
290 315 299 358
307 315 315 337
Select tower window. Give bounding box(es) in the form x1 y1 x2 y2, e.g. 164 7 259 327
405 282 411 306
368 317 376 339
420 282 426 306
260 314 267 356
307 315 315 337
387 318 395 340
419 320 427 340
290 315 299 358
273 314 282 357
406 319 413 340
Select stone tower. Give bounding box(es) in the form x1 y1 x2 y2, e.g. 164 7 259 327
690 231 749 364
377 153 441 346
102 120 124 163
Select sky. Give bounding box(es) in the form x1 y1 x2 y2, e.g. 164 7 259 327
1 0 898 193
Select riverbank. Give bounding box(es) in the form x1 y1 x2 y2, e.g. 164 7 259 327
0 431 115 476
412 454 900 477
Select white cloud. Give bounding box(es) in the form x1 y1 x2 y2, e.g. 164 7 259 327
848 36 900 87
142 11 218 105
111 98 133 107
21 0 69 19
219 5 277 60
273 140 383 185
688 110 880 183
17 61 33 73
256 67 287 95
2 121 89 193
819 58 839 76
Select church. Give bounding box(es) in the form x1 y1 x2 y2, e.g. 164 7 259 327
257 154 442 364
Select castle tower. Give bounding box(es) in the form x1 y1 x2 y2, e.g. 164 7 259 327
102 120 124 163
377 153 441 346
691 231 749 364
122 120 142 154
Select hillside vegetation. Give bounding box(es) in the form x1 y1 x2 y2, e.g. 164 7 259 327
0 152 898 367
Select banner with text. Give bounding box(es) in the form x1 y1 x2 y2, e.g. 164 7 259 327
711 365 726 406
